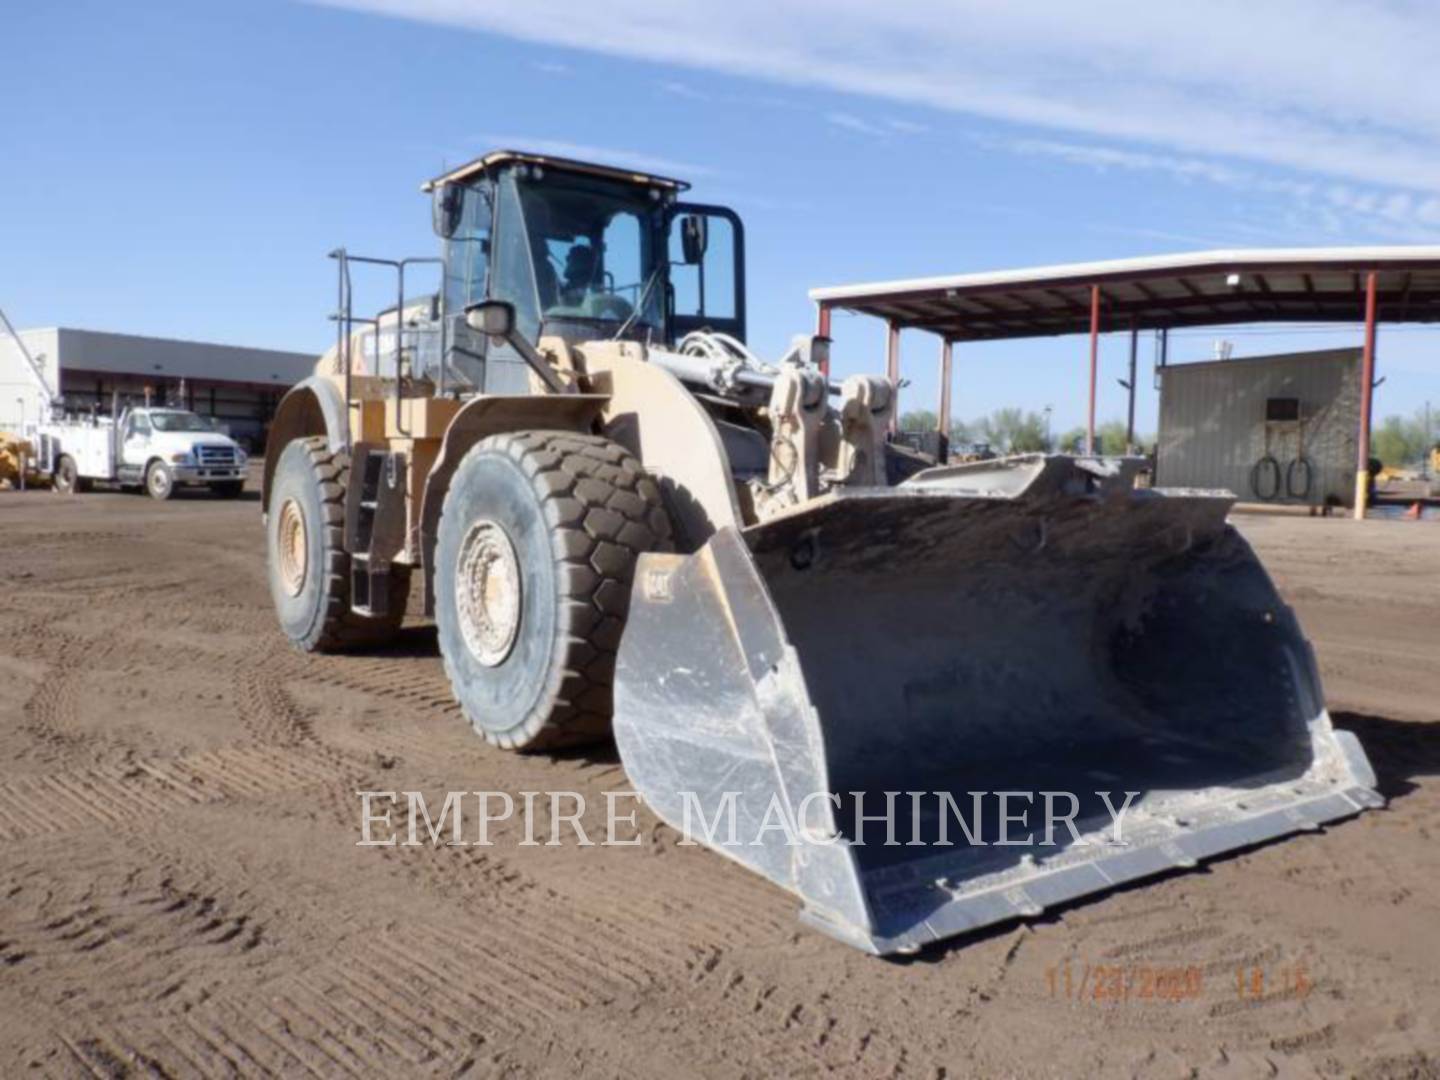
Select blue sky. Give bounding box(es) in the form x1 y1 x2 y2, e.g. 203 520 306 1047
3 0 1438 436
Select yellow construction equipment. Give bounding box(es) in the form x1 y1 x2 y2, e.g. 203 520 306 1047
0 431 41 490
261 150 1380 954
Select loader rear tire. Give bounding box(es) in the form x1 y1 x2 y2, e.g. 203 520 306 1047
266 436 409 652
435 430 672 751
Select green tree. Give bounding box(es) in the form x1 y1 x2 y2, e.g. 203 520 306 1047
1372 411 1432 466
898 410 973 443
1098 420 1158 455
1052 420 1153 455
898 409 938 432
970 407 1049 452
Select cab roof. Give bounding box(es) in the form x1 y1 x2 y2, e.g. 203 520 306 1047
421 149 691 194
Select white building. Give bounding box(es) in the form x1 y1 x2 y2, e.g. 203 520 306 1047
0 327 316 449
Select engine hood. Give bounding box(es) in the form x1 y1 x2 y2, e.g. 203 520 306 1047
147 431 242 453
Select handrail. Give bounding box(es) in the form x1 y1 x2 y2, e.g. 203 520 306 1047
327 251 444 444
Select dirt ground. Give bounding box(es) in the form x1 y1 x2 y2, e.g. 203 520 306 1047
2 479 1438 1079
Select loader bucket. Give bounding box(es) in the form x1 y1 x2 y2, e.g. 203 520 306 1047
613 456 1381 955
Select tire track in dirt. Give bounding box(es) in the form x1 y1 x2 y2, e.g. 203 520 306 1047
0 836 313 1071
0 745 356 843
326 803 853 1076
7 599 122 766
232 668 318 746
4 573 331 766
191 766 849 1077
57 916 841 1080
302 649 464 718
50 878 670 1077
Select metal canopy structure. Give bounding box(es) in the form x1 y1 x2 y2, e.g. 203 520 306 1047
810 246 1440 518
809 247 1440 341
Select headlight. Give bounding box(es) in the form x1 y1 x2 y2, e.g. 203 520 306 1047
236 448 248 464
170 452 193 464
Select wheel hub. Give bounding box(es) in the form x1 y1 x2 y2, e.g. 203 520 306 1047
277 497 308 597
455 519 522 667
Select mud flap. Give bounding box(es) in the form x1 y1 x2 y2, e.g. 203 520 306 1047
612 456 1382 955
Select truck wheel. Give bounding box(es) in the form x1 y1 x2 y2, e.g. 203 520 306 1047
211 480 246 499
267 436 409 652
146 461 175 500
435 430 672 751
54 455 79 495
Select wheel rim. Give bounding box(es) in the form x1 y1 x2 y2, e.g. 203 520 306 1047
150 468 170 497
276 497 309 597
455 519 522 667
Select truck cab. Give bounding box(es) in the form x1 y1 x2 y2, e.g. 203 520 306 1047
116 408 249 498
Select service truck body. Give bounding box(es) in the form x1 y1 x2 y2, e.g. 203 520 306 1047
34 407 248 498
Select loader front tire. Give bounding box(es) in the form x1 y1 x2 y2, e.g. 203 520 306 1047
435 430 671 751
266 436 409 652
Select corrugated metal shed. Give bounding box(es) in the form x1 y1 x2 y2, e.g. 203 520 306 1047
1156 348 1361 507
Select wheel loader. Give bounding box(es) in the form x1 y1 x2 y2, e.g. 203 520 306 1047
262 150 1380 955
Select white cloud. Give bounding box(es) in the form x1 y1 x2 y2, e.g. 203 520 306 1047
825 111 886 137
315 0 1440 194
998 135 1440 240
886 118 928 136
1001 138 1248 187
658 80 710 101
824 112 926 137
473 135 714 178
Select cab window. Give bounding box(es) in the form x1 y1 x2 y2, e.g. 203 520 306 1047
442 182 495 389
669 205 746 342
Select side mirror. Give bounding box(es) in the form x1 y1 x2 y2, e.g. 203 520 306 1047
432 182 464 239
680 214 708 264
463 299 568 395
465 299 515 343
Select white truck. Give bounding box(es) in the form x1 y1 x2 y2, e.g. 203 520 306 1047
34 406 249 499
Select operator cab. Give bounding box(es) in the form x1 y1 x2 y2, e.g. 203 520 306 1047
424 150 744 394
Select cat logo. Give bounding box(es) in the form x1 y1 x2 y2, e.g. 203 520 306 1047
642 566 673 603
